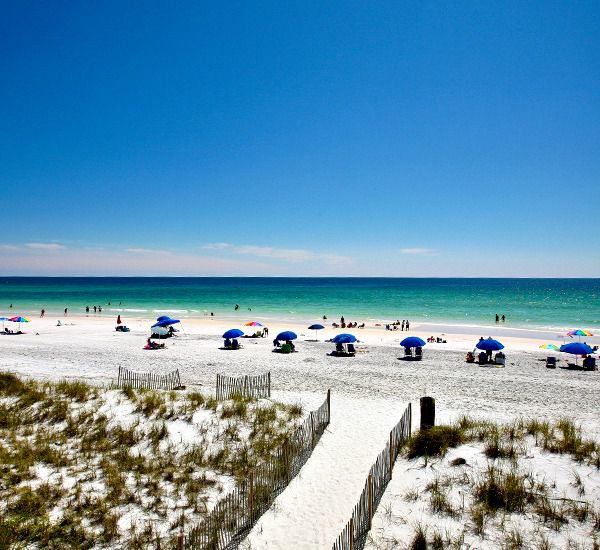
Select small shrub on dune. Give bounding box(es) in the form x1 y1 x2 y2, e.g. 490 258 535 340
55 379 91 402
409 523 427 550
187 391 205 409
406 425 464 459
473 464 532 514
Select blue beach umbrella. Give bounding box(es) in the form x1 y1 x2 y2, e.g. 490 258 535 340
560 342 594 367
560 342 594 355
223 328 244 339
333 333 357 344
475 339 504 351
400 336 426 348
152 318 180 328
276 331 297 341
308 323 325 339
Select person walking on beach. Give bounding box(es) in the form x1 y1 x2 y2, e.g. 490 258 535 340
401 320 405 331
40 309 45 317
341 316 345 328
406 320 410 331
93 305 97 313
85 306 89 314
64 308 68 316
263 327 269 337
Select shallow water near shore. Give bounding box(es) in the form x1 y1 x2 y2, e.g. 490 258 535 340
1 277 599 331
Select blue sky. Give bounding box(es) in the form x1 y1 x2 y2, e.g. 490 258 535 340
1 1 599 276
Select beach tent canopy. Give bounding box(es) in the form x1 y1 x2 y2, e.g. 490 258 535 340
276 331 297 341
156 315 171 322
308 324 325 330
223 328 244 339
400 336 426 348
333 333 357 344
475 339 504 351
151 318 180 328
560 342 594 355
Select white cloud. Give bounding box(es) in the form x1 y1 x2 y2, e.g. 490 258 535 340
399 247 435 255
202 242 232 251
124 248 163 254
25 243 66 251
202 243 351 265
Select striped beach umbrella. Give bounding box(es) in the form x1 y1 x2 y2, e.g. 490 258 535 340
8 316 30 331
244 321 263 327
539 344 560 351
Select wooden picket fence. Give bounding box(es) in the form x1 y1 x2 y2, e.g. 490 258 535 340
184 390 331 549
215 372 271 400
332 403 412 550
116 366 182 391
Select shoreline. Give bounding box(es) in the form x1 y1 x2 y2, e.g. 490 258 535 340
1 307 595 337
2 313 597 356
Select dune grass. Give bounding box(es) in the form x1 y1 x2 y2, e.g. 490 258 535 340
0 371 304 548
393 415 600 548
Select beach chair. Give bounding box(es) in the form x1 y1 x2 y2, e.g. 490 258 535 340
404 347 413 358
494 353 506 366
415 347 423 360
583 356 596 371
546 356 556 369
478 352 487 365
347 344 356 355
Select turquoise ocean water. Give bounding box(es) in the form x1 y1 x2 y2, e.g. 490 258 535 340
0 278 599 331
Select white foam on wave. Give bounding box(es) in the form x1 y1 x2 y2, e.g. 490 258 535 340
109 308 148 313
153 309 189 314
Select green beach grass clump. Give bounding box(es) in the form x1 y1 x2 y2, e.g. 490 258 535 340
406 425 464 459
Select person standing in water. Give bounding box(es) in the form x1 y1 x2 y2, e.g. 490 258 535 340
40 309 45 317
64 308 68 316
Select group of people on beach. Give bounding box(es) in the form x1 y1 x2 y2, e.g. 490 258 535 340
495 314 507 322
85 306 104 314
386 320 410 331
332 320 364 329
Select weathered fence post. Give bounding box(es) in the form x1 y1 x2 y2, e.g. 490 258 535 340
248 473 254 521
420 396 435 430
349 517 354 550
368 473 373 528
389 432 394 479
177 532 183 550
327 389 331 424
267 371 271 397
310 412 315 447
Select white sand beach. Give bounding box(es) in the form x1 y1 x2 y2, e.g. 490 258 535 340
2 313 599 548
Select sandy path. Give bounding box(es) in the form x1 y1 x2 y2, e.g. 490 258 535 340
244 394 409 549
